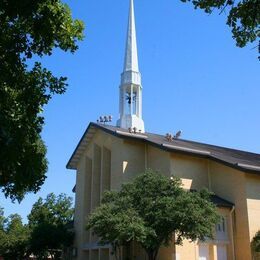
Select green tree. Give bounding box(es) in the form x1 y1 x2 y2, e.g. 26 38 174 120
28 193 74 259
0 207 6 254
0 0 84 201
252 230 260 257
87 170 220 260
0 212 30 259
180 0 260 56
87 192 147 260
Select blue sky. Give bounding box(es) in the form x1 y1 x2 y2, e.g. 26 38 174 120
1 0 259 222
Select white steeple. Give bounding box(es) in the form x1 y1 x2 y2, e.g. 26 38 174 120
117 0 145 133
124 0 139 72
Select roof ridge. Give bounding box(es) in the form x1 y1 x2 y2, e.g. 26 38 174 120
66 122 260 172
119 126 260 156
92 122 260 156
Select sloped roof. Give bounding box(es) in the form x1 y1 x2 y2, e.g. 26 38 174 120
210 195 234 208
66 122 260 174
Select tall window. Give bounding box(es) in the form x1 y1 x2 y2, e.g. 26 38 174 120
216 216 226 233
215 216 228 241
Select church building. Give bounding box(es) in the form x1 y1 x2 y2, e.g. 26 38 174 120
67 0 260 259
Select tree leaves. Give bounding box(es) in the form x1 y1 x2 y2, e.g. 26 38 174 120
252 230 260 253
0 193 74 259
0 0 84 200
227 0 260 48
181 0 260 56
0 213 30 259
87 170 220 260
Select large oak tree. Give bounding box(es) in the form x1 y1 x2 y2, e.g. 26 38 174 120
87 170 220 260
0 0 84 201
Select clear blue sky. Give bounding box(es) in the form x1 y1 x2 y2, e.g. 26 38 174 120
1 0 259 222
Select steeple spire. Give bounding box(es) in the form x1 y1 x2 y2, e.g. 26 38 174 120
124 0 139 72
117 0 145 133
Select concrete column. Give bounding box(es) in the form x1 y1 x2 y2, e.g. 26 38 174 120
84 157 92 244
101 147 111 195
139 87 142 118
91 144 101 243
135 86 139 116
92 144 101 209
130 84 133 115
210 244 217 260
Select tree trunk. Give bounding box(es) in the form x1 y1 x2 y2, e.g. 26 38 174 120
146 249 159 260
112 243 121 260
154 250 159 260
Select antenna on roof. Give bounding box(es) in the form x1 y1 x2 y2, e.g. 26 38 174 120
97 115 113 124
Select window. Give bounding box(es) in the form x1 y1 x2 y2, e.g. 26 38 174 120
215 216 228 241
216 216 226 233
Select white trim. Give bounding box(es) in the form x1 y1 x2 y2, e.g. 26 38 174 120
115 130 148 139
230 206 235 260
236 163 260 171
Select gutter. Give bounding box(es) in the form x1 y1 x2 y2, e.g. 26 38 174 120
230 205 236 260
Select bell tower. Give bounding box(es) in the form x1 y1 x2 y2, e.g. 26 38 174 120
117 0 145 133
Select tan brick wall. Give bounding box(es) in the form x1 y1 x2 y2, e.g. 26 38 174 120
111 137 124 191
121 139 145 183
176 239 197 259
210 161 251 260
147 146 170 175
84 157 92 244
74 156 86 259
170 153 209 190
246 175 260 242
101 147 111 195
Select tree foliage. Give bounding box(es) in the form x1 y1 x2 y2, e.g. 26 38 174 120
87 170 220 260
180 0 260 56
27 193 74 259
0 210 30 259
0 194 74 259
252 230 260 253
87 192 147 260
0 0 84 201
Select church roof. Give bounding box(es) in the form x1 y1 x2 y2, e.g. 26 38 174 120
66 122 260 175
210 194 234 208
